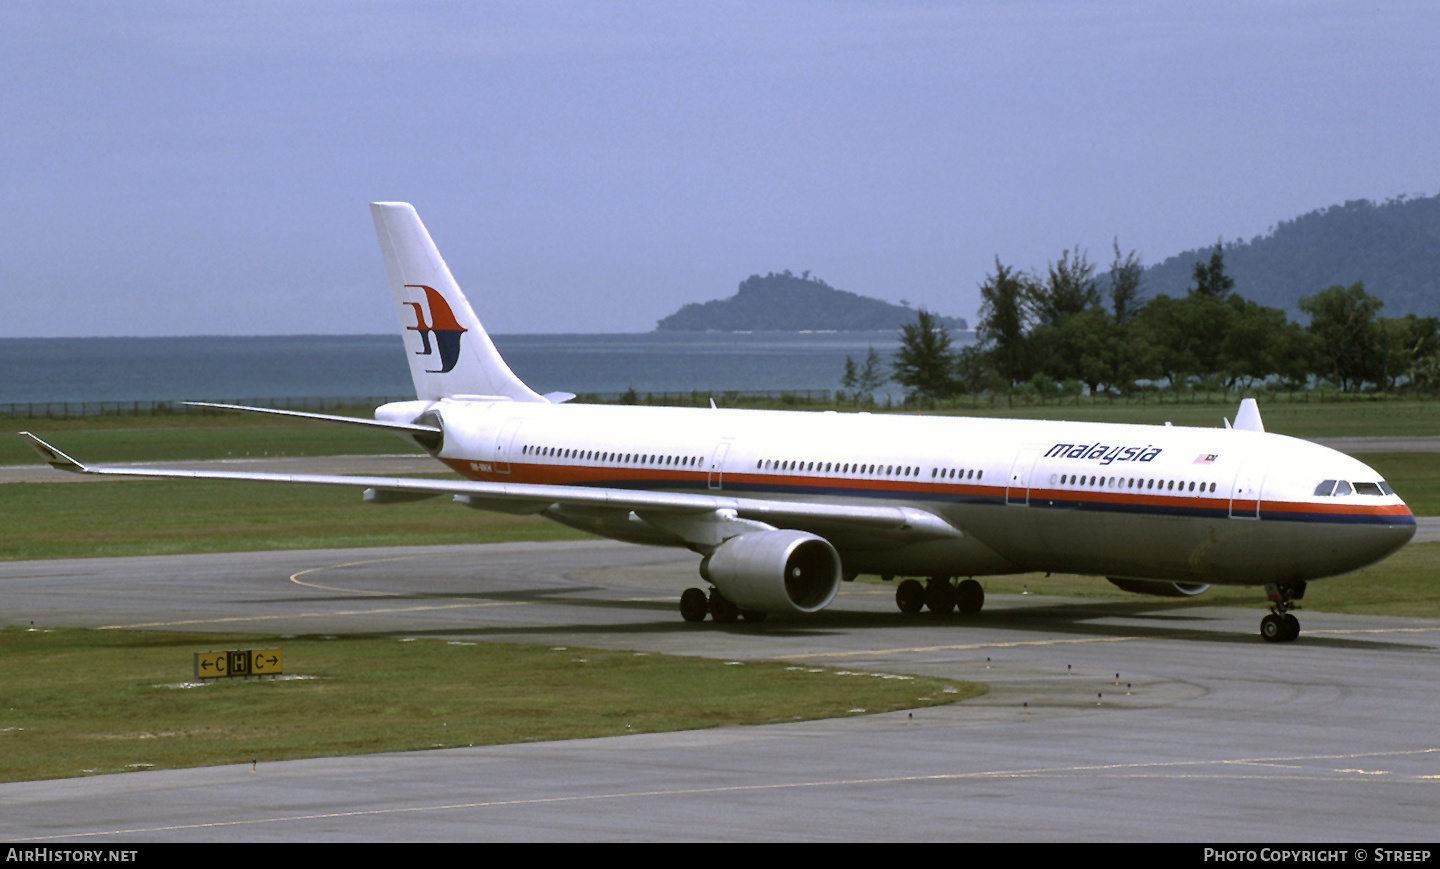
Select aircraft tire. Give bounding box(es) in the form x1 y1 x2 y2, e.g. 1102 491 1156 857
956 579 985 616
1260 613 1296 643
680 587 709 623
895 579 925 614
709 590 740 623
1284 613 1301 641
924 578 956 614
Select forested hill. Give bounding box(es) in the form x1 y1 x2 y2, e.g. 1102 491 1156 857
1139 191 1440 317
655 271 968 332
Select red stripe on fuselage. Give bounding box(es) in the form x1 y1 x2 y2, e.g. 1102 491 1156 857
438 459 1411 524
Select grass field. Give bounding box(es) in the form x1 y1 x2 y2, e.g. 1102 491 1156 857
0 626 982 783
0 477 584 561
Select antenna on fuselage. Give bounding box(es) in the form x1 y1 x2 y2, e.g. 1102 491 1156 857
1233 398 1265 432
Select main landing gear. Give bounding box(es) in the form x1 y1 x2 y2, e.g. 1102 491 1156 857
679 587 767 624
1260 582 1306 643
894 576 984 616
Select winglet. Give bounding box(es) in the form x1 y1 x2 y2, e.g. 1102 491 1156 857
19 433 89 473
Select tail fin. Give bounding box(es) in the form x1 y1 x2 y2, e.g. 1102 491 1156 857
370 202 546 403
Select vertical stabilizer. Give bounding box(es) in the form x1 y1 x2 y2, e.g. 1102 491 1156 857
370 202 546 403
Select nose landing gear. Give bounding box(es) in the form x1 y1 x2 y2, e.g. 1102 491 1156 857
1260 582 1305 642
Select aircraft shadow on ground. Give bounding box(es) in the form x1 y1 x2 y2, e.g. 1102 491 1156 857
288 581 1428 653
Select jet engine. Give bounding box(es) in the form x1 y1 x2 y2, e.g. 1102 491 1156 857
698 530 842 615
1106 577 1211 597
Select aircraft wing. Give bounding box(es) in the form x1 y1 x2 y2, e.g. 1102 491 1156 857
20 433 960 547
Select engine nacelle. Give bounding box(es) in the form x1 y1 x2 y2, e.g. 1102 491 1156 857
699 530 842 615
1106 577 1211 598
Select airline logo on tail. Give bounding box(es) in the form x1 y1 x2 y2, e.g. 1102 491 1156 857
403 284 468 373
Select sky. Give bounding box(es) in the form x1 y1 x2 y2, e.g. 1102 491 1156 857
4 1 1438 337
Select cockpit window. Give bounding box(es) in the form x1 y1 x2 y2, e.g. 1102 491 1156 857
1314 479 1391 497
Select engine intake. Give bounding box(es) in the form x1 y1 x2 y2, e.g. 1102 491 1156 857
699 530 842 615
1106 577 1211 598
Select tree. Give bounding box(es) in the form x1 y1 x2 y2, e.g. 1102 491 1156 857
1027 246 1099 329
1130 293 1218 387
842 346 887 404
1107 239 1144 325
1219 296 1300 389
1372 314 1440 390
976 259 1033 389
1298 282 1384 390
855 347 888 399
891 309 956 401
1189 241 1236 299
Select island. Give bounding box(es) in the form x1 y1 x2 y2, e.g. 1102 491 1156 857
655 271 967 332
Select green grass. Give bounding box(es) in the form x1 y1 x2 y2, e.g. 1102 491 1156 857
0 627 982 783
0 477 583 561
1 417 423 467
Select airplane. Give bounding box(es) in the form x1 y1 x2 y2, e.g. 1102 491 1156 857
22 202 1417 643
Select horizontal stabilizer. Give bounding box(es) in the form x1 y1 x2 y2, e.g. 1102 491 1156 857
183 402 442 438
21 433 87 472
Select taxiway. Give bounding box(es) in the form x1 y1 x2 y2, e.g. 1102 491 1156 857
2 540 1438 842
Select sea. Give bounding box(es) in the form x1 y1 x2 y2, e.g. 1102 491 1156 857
0 332 975 411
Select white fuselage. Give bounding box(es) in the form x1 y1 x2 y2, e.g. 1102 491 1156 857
383 399 1416 588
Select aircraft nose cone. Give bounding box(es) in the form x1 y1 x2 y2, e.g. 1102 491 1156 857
1370 507 1416 559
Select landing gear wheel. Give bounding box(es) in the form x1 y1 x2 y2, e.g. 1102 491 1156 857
680 587 709 623
709 590 740 624
955 579 985 616
1260 582 1305 642
895 579 925 614
1260 613 1300 642
924 578 957 614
